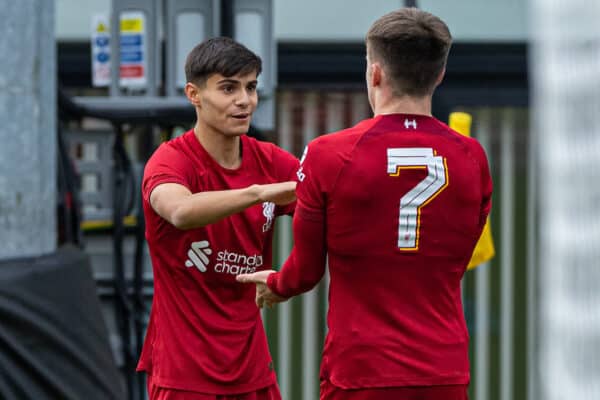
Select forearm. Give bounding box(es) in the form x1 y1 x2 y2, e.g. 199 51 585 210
267 211 326 297
170 185 262 229
152 181 296 230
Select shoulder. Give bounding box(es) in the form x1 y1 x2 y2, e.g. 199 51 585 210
447 124 489 166
312 118 377 150
150 131 191 158
464 137 490 173
306 117 379 165
434 118 479 146
145 133 198 176
435 120 490 172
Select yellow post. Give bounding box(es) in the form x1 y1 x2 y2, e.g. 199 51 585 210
449 112 496 269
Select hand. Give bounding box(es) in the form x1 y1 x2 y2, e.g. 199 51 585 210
237 270 287 308
253 182 297 206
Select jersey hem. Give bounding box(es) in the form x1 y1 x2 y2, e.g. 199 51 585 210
327 374 470 389
147 373 277 395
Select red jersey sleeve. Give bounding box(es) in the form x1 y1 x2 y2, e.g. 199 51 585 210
271 144 300 216
142 143 193 203
267 212 327 297
267 139 334 297
294 141 331 222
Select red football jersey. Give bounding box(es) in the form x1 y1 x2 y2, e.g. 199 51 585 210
269 114 492 389
137 130 299 394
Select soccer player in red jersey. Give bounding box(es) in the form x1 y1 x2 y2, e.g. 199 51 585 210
136 37 298 400
238 8 492 400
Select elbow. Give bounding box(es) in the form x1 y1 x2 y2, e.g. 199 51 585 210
170 207 196 230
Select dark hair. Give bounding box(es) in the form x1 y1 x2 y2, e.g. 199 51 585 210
366 8 452 97
184 37 262 85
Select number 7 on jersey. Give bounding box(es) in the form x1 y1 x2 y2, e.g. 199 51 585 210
387 148 448 250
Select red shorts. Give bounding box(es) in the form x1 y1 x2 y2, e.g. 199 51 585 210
320 380 468 400
147 375 281 400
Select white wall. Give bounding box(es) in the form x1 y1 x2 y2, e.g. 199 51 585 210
273 0 402 41
274 0 527 42
55 0 528 42
420 0 527 42
56 0 110 40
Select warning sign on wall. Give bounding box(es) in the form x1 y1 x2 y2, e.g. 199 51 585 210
91 14 110 87
119 11 147 87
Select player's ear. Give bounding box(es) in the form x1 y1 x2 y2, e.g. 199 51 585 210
370 63 382 88
435 67 446 87
184 82 201 107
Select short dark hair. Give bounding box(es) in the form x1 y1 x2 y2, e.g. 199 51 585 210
184 37 262 85
366 8 452 97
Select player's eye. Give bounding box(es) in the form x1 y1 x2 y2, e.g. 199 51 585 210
221 85 235 94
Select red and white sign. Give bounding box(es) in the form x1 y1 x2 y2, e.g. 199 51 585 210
119 11 147 87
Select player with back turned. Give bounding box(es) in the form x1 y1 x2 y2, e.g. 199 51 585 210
238 8 493 400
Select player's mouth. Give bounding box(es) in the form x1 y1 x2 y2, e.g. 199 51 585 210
231 113 251 121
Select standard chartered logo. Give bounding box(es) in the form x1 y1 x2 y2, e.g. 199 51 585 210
215 250 262 275
184 241 262 275
185 241 212 272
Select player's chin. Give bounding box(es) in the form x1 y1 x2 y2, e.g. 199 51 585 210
227 123 252 136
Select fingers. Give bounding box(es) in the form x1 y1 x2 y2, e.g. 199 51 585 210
238 270 280 309
256 296 274 309
255 283 282 309
256 293 264 309
236 270 275 284
236 272 265 284
236 273 257 283
257 295 275 309
263 297 279 308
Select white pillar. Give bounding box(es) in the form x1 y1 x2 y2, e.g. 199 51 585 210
0 0 56 259
532 0 600 398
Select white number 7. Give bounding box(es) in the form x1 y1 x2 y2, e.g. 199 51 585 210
387 148 448 250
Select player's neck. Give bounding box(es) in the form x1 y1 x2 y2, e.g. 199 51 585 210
373 93 432 117
193 122 242 169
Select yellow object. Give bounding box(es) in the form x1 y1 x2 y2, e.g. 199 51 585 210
120 18 143 33
96 22 107 33
467 221 495 269
448 112 496 270
81 215 138 232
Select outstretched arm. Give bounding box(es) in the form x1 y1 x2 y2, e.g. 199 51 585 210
150 181 296 230
237 206 327 306
238 140 330 306
269 211 327 297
